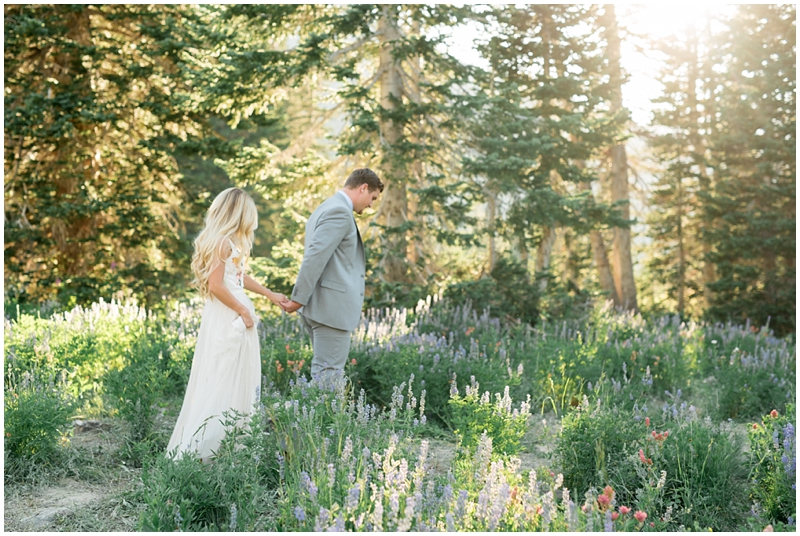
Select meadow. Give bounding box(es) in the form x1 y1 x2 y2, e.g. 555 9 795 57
4 297 796 532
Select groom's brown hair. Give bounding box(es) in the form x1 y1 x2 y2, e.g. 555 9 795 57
344 168 384 192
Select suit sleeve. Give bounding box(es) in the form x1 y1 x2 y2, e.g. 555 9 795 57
292 207 352 305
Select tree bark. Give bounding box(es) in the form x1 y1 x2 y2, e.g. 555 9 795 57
579 180 620 304
486 188 498 275
562 229 581 291
535 226 558 292
377 6 408 283
604 4 638 311
676 172 686 315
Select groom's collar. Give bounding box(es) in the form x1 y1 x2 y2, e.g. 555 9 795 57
336 189 354 212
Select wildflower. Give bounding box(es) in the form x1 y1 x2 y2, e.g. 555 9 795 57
611 512 619 521
620 506 631 515
229 504 238 531
603 485 615 500
650 522 655 527
604 510 613 532
294 505 306 522
639 449 652 465
656 470 667 489
327 463 336 488
597 494 610 508
446 512 455 532
345 483 361 511
753 423 759 430
645 417 650 427
634 511 647 523
314 507 330 531
763 525 774 532
300 471 318 501
770 409 779 418
351 359 357 365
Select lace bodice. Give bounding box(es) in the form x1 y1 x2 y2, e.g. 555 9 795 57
223 238 245 290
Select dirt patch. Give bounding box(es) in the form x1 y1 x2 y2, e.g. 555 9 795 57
6 478 102 531
4 420 138 532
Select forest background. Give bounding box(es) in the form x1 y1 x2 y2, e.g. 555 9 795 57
4 4 796 336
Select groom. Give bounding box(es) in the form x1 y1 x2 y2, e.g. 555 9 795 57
281 168 383 382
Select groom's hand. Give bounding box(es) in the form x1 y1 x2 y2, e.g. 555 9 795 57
281 299 303 314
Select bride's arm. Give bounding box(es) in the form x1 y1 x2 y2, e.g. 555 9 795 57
207 254 255 327
244 274 287 306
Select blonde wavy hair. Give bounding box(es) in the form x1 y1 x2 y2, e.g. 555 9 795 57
191 187 258 298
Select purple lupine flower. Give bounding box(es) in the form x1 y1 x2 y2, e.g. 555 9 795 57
441 484 454 505
445 512 455 532
332 514 345 532
294 505 306 522
300 471 318 500
540 491 555 530
346 484 361 511
327 463 336 489
276 451 285 480
477 488 490 520
314 507 329 531
488 482 510 530
455 490 468 524
388 491 400 527
604 509 613 532
782 423 796 489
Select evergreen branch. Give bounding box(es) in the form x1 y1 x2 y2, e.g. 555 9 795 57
328 34 376 64
273 100 347 164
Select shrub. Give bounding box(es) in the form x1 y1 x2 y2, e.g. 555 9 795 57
639 404 750 531
104 337 170 445
557 388 751 531
697 321 795 420
748 405 796 526
4 368 77 481
556 397 647 505
139 410 271 531
448 378 531 459
442 255 540 325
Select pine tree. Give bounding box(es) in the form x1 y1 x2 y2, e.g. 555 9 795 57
704 4 796 335
646 24 714 317
462 4 623 296
4 5 235 305
599 4 638 312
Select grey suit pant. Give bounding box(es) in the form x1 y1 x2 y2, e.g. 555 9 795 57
300 314 351 383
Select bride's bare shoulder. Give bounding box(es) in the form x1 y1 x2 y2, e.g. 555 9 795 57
215 237 233 260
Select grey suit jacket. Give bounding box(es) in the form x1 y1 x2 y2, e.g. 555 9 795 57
291 193 365 332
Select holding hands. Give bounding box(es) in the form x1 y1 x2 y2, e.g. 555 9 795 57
280 299 302 314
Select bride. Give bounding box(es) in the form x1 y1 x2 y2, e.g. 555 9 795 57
166 187 287 461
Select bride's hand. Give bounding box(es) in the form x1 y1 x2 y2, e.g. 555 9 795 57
239 310 255 328
268 292 288 306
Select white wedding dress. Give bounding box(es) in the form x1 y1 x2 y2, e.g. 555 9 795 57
167 239 261 461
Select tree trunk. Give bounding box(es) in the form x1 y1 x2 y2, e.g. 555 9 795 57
377 6 408 283
563 230 581 292
604 4 638 311
535 226 558 292
579 180 620 304
486 188 498 275
676 173 686 316
406 17 422 271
